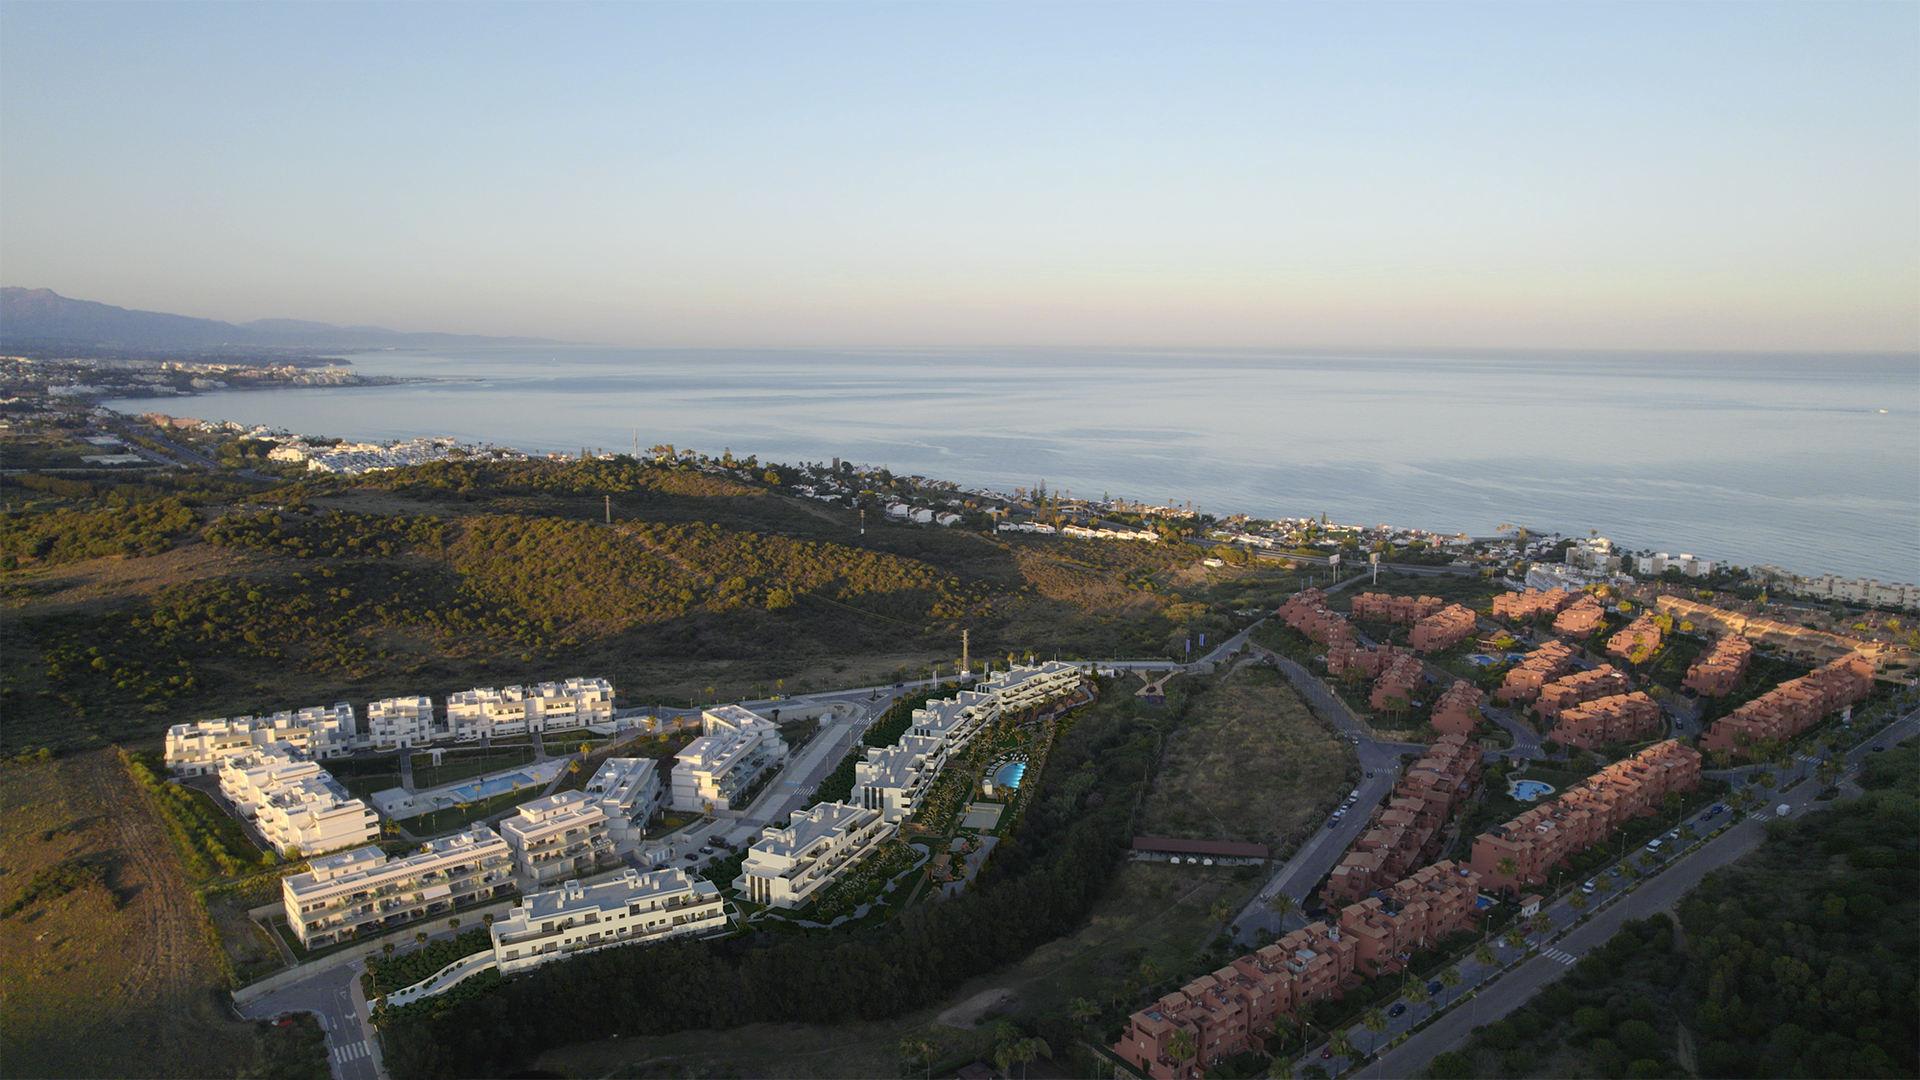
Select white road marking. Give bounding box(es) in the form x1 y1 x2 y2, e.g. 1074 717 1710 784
333 1041 368 1061
1542 948 1577 965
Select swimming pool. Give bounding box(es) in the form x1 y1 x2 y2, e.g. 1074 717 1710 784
992 761 1027 790
1511 779 1555 801
445 772 537 802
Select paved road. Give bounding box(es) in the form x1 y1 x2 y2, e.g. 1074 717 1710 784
237 955 386 1080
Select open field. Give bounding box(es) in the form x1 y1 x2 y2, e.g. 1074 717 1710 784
0 750 269 1079
1139 663 1354 853
531 860 1248 1079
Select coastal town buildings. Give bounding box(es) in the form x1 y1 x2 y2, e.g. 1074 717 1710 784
1532 666 1631 721
978 660 1084 714
489 868 725 975
217 744 379 857
1115 861 1483 1079
164 703 358 776
1755 568 1919 611
739 802 894 909
1430 681 1486 737
1409 604 1478 653
1367 653 1427 711
1638 553 1716 578
1565 538 1622 573
582 757 663 846
909 690 1001 753
1278 589 1356 650
499 792 614 887
367 696 436 750
669 705 788 812
1652 595 1873 665
1350 593 1445 624
1700 653 1876 758
855 734 948 824
1469 740 1702 896
1684 636 1752 696
1497 641 1576 703
1548 691 1663 751
281 826 516 948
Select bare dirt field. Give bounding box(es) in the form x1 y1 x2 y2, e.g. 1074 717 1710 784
1139 663 1353 852
0 751 264 1079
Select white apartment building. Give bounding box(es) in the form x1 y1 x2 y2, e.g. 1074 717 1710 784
216 744 379 858
583 757 663 846
489 868 724 975
367 695 437 749
1566 537 1622 572
498 791 614 887
164 703 358 776
740 801 895 910
670 705 788 812
855 734 948 824
281 826 515 948
910 691 1000 753
980 661 1083 714
446 677 615 741
1637 553 1718 578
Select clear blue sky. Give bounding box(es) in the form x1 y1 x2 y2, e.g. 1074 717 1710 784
3 2 1915 349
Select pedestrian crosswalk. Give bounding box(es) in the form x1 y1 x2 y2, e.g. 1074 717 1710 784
1541 948 1577 965
332 1040 370 1063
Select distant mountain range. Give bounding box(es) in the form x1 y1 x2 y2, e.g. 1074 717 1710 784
0 288 568 350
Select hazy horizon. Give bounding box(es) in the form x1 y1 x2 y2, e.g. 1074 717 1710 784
4 2 1916 351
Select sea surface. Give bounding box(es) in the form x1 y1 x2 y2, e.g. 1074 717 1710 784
117 348 1920 584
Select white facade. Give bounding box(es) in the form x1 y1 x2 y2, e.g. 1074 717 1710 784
498 791 614 887
1566 538 1622 572
164 703 358 777
281 827 515 948
490 868 725 975
740 802 895 909
368 695 436 749
446 678 615 741
214 743 379 858
583 757 663 845
910 690 1000 754
670 705 788 812
980 661 1083 713
854 734 947 823
1637 552 1718 578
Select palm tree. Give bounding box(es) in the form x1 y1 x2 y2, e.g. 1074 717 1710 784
382 942 396 959
1328 1028 1356 1064
1440 966 1462 1006
1360 1007 1388 1057
1266 1056 1296 1080
1568 892 1589 914
448 917 460 933
1495 856 1520 885
1532 912 1553 936
1504 928 1526 952
1407 981 1432 1020
1265 891 1299 930
1165 1028 1199 1072
415 931 428 947
897 1036 936 1080
1474 943 1497 968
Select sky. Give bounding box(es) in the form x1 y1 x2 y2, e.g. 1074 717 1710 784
2 2 1916 350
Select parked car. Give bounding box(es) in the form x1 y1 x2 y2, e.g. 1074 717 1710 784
1645 839 1662 850
1326 820 1340 830
1582 880 1596 894
1872 744 1886 752
1710 803 1728 814
1388 1003 1407 1017
1427 981 1444 995
684 853 699 861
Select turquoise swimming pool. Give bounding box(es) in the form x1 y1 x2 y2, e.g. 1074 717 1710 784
445 772 536 802
1511 780 1555 801
992 761 1027 790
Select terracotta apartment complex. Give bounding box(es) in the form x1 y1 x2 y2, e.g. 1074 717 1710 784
1492 588 1577 623
1606 615 1664 663
1700 653 1876 758
1430 680 1487 737
1368 653 1428 711
1497 641 1576 702
1552 595 1608 638
1469 740 1702 896
1410 604 1479 653
1115 861 1483 1079
1278 589 1355 650
1322 734 1482 905
1548 691 1662 751
1351 593 1445 625
1682 635 1753 697
1532 665 1631 721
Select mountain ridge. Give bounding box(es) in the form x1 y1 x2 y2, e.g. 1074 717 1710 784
0 287 570 349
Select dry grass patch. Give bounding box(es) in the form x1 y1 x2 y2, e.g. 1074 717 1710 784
0 750 264 1079
1140 664 1353 851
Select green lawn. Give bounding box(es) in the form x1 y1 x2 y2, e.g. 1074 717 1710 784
404 785 549 836
409 747 536 790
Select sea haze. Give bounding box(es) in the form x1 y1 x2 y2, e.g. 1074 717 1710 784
119 348 1920 584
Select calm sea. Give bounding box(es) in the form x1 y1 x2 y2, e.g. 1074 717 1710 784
117 348 1920 584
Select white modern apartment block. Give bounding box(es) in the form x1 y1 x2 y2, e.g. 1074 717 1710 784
740 801 895 909
583 757 663 845
855 734 948 823
367 695 437 749
670 705 788 812
489 868 724 975
445 678 615 741
1637 553 1718 578
164 703 359 777
981 661 1083 713
910 691 1000 754
217 744 378 857
281 826 515 948
498 791 614 887
1769 571 1920 611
